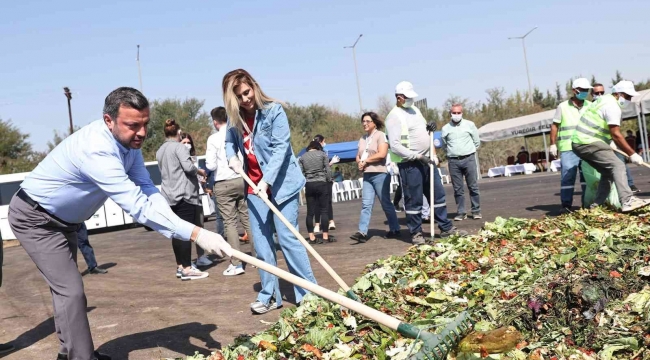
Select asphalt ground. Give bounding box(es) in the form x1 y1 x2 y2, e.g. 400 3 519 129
2 167 650 359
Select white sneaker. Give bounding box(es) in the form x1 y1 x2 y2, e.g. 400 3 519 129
181 267 209 281
195 255 212 267
621 197 650 213
313 224 321 234
328 221 336 230
223 264 245 276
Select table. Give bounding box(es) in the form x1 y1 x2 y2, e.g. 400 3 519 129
487 166 505 177
550 160 561 172
488 163 537 177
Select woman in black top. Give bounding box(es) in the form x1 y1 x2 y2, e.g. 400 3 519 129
299 141 333 244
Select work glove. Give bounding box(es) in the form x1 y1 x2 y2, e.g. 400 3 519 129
228 157 243 174
630 153 644 165
195 228 233 257
610 141 618 150
549 144 558 158
418 154 437 166
330 155 340 165
255 181 269 200
426 122 437 132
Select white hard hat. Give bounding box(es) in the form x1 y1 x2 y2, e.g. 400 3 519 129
612 80 639 97
395 81 418 98
571 78 592 90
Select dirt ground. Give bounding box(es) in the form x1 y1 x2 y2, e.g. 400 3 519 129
2 168 649 359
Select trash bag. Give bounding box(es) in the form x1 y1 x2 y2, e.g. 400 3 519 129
581 161 621 209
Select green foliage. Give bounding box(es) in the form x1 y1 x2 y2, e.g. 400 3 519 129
0 118 43 174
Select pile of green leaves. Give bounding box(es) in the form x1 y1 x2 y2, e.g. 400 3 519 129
187 208 650 360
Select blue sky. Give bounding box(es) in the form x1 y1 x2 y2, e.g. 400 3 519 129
1 0 649 151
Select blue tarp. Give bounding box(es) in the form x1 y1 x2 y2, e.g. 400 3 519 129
296 131 442 163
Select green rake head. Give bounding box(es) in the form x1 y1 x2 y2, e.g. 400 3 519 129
398 311 474 360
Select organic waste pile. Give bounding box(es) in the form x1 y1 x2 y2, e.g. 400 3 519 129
182 208 650 360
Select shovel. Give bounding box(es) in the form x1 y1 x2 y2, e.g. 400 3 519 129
612 147 650 169
229 247 473 359
236 169 359 301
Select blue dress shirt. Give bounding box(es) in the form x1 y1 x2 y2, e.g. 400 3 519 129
20 120 195 241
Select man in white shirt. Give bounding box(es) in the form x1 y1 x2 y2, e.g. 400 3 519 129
571 81 649 212
206 107 253 276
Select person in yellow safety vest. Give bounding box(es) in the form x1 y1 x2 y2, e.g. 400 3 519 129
571 80 649 213
385 81 467 245
549 78 592 214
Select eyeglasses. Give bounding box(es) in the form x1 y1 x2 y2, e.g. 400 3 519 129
592 91 605 95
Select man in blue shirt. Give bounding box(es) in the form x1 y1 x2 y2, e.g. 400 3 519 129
8 87 232 360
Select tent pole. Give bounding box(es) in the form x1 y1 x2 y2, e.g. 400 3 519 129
542 131 549 172
524 137 528 151
637 112 646 162
642 104 649 162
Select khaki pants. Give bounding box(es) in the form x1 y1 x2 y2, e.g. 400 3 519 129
214 178 254 265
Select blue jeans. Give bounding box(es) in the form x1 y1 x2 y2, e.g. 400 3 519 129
448 154 480 215
615 152 635 187
358 172 400 234
560 150 586 208
398 161 452 235
76 223 97 270
247 193 317 307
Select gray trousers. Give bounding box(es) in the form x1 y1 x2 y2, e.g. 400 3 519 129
448 154 481 215
572 141 633 205
214 178 254 266
8 194 94 359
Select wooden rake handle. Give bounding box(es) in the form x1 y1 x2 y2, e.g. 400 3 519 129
235 169 354 295
612 147 650 169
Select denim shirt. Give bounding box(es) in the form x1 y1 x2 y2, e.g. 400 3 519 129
225 102 306 205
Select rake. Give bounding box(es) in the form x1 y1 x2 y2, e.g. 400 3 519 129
612 147 650 169
230 248 474 359
236 169 360 301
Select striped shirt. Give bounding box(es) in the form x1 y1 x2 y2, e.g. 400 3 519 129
156 139 200 206
299 150 331 183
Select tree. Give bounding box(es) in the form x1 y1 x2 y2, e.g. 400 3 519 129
611 70 623 86
0 118 42 174
555 83 563 103
46 126 82 152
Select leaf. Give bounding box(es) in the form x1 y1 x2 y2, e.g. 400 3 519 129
598 345 627 360
302 344 323 359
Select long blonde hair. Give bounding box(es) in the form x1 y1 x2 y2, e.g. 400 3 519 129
222 69 279 131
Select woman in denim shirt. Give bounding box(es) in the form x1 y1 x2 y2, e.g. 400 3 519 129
222 69 317 314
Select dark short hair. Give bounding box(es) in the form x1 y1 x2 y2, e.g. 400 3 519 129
103 87 149 121
307 140 323 151
313 134 325 143
592 83 604 88
361 111 384 131
210 106 227 123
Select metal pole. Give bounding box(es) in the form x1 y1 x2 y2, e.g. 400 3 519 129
509 27 537 105
63 87 73 134
137 45 143 92
637 112 646 162
524 137 529 151
344 34 363 113
429 131 434 236
542 131 550 172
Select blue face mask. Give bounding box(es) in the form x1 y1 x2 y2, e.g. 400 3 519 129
576 91 589 100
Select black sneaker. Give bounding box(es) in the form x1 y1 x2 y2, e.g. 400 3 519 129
440 227 468 238
89 267 108 274
324 235 336 243
411 232 426 245
559 207 572 215
631 185 640 193
57 354 68 360
385 230 401 239
57 351 110 360
350 232 368 243
0 343 14 355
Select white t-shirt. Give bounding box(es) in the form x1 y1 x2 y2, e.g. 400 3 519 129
598 101 622 127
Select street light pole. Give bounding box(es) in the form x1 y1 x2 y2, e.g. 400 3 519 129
509 26 537 104
136 45 143 92
344 34 363 112
63 87 73 135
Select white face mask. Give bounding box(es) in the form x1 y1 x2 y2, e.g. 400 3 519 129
402 98 414 108
184 143 192 151
617 94 629 107
592 95 601 101
451 113 463 122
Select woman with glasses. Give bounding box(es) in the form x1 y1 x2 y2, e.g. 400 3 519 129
350 112 401 243
222 69 317 314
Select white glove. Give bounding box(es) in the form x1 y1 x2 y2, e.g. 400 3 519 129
255 181 269 200
549 144 558 158
610 141 618 150
195 228 232 257
630 153 644 165
330 155 340 165
228 156 243 174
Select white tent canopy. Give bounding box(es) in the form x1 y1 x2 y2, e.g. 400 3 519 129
478 110 555 142
622 89 650 120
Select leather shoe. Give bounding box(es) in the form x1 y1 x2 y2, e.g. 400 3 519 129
89 267 108 274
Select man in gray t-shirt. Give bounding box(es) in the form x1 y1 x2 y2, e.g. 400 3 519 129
385 81 466 244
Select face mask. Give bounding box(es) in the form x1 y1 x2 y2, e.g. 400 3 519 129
592 95 601 101
618 95 628 107
451 114 463 122
402 98 414 108
184 143 192 150
576 91 589 100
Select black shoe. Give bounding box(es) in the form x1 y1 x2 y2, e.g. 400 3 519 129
559 207 572 215
385 230 401 239
350 232 367 243
422 217 430 222
89 267 108 274
57 351 110 360
631 185 640 193
324 235 336 243
308 237 324 245
0 343 14 354
57 354 68 360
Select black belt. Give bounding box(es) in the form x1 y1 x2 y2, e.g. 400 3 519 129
17 189 78 227
448 153 475 160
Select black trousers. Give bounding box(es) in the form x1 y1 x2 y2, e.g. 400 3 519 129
305 181 329 233
314 181 334 224
170 200 200 268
